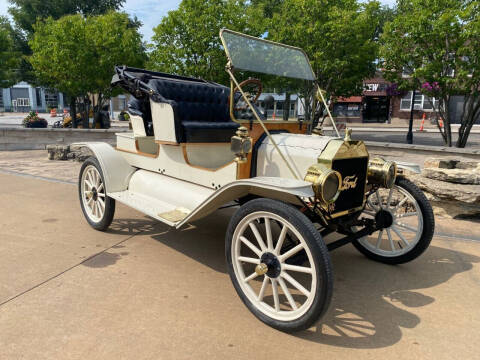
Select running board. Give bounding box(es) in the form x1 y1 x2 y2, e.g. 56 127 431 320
108 190 189 226
109 169 215 227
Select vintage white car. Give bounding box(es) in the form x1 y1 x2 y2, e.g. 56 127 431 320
76 29 434 332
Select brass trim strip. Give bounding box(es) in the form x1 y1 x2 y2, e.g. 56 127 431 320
155 140 179 146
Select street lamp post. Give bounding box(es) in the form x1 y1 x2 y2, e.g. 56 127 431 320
406 89 416 144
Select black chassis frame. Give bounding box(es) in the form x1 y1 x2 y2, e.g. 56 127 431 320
297 185 385 252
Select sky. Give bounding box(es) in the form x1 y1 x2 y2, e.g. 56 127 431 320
0 0 396 42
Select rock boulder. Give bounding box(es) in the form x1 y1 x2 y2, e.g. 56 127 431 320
407 157 480 219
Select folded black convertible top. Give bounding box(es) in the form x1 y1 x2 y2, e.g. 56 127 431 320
111 65 213 100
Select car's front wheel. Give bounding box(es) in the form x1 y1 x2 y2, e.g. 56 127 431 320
225 198 333 332
353 177 434 264
78 157 115 231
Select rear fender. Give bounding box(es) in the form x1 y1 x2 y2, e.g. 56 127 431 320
71 142 135 193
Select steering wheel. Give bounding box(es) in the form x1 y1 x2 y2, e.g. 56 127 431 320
233 78 263 111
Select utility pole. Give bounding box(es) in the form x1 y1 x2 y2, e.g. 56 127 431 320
406 89 416 144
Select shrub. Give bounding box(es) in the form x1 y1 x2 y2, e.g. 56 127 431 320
23 111 48 128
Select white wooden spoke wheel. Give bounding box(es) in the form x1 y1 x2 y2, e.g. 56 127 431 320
81 165 106 222
78 157 115 231
226 199 333 332
354 177 434 264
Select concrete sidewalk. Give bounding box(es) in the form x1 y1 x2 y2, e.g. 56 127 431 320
0 172 479 359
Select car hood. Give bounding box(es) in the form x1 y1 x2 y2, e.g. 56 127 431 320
255 133 341 179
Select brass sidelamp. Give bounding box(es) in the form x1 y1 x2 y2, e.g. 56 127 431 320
231 126 252 163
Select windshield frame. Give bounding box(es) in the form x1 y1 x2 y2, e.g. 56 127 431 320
219 28 316 81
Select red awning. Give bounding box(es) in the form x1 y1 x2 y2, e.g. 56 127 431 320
335 96 362 103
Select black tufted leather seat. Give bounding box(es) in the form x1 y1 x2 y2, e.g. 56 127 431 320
148 77 240 143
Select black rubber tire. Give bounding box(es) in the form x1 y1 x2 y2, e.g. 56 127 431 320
78 157 115 231
225 198 333 333
353 177 435 264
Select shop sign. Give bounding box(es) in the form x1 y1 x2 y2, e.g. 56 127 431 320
364 83 379 92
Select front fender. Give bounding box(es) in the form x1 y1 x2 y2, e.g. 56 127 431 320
395 161 421 174
176 177 314 228
71 142 135 193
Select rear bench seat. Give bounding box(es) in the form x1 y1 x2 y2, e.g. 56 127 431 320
129 77 240 143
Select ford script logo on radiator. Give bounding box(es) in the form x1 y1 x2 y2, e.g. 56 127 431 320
341 175 358 190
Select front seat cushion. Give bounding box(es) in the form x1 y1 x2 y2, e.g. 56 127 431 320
182 121 240 143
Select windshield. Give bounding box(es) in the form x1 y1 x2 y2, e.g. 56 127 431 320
220 29 316 81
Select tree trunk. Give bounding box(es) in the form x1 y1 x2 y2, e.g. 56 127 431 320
92 94 96 129
70 97 77 128
82 96 89 129
94 93 103 129
456 96 480 148
444 113 452 147
283 92 291 121
439 96 452 146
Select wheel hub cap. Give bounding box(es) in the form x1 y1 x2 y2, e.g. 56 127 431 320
260 252 281 278
375 209 394 229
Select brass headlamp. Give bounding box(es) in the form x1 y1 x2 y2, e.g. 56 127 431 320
367 157 397 188
304 163 342 204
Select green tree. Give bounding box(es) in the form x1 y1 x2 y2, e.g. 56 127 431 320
266 0 381 124
269 0 381 97
8 0 125 33
8 0 125 83
149 0 265 85
380 0 480 147
30 12 145 127
250 0 285 18
0 17 20 88
86 11 147 112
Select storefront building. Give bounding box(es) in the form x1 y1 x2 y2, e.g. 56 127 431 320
331 73 465 124
0 82 64 113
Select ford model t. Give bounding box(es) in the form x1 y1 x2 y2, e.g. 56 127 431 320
76 29 434 332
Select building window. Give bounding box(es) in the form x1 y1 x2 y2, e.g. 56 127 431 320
16 98 30 107
35 88 42 107
400 91 439 111
333 103 361 117
45 91 58 109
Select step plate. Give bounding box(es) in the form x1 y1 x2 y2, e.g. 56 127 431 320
158 208 190 222
109 190 190 227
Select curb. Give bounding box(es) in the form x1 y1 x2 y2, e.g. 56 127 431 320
323 126 480 134
0 127 129 133
0 127 126 151
364 140 480 157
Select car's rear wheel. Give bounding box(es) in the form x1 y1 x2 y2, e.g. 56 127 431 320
226 198 333 332
353 177 434 264
78 157 115 231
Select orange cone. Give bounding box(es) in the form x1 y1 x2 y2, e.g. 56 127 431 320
50 108 57 117
419 113 425 132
